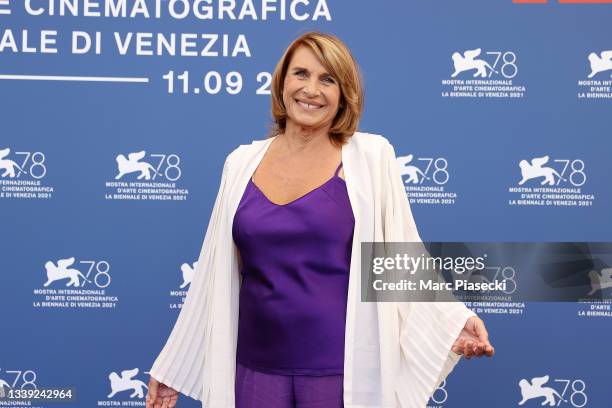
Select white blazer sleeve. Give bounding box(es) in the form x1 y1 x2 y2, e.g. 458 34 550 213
148 154 232 402
382 141 476 407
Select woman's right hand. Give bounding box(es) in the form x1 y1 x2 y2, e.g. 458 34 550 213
146 376 179 408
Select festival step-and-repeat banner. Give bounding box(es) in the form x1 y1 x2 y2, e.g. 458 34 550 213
1 1 610 407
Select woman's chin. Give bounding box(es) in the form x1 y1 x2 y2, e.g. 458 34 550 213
288 115 329 130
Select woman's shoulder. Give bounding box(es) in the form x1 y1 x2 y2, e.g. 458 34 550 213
349 132 395 163
350 131 391 150
225 137 272 164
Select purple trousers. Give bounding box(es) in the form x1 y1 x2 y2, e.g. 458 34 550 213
235 362 344 408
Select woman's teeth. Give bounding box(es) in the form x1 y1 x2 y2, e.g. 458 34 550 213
297 100 323 110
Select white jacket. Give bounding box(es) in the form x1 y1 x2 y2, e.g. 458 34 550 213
149 132 476 408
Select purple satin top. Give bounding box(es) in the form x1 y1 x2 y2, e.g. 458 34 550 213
232 161 355 375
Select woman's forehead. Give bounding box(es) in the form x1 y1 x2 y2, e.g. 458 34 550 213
288 46 329 72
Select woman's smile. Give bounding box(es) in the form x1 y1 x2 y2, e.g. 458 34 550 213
295 98 325 111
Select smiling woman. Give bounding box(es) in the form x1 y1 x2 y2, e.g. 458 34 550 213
281 47 342 137
269 32 363 147
146 31 494 408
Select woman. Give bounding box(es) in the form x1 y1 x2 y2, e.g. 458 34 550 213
146 31 494 408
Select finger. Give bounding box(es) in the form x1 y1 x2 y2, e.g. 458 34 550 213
474 318 489 342
464 341 473 358
453 337 466 355
169 394 178 408
474 318 491 346
479 335 493 349
161 397 169 408
146 378 159 408
475 342 486 357
163 386 179 398
470 341 480 357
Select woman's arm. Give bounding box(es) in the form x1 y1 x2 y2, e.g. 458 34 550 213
381 139 492 397
147 151 234 402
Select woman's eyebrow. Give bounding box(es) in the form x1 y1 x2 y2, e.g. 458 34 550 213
291 66 332 76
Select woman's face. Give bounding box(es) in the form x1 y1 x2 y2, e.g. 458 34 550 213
282 45 341 131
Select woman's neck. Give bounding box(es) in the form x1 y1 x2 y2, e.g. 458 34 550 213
281 120 336 155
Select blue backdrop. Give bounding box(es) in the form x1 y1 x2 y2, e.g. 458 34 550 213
1 1 610 407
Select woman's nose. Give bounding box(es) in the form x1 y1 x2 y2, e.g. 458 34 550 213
302 78 320 96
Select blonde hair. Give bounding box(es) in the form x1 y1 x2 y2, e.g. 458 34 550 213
268 31 364 147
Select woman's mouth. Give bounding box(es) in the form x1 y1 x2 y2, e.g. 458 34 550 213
295 99 324 111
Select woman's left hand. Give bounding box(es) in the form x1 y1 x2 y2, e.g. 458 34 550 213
451 316 495 360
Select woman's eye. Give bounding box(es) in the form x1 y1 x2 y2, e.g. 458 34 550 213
296 71 306 77
323 77 335 84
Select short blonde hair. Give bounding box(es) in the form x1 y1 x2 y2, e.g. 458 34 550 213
268 31 364 147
